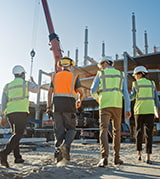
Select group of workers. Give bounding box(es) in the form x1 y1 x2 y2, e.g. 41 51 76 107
0 55 159 168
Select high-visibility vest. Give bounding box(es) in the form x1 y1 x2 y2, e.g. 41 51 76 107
4 78 29 114
133 78 155 114
98 68 124 109
52 70 78 98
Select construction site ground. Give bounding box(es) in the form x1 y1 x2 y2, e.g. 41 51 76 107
0 141 160 179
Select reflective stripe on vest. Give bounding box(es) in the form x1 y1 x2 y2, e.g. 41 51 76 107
99 70 123 93
133 78 155 114
52 71 78 98
98 68 124 108
134 81 154 101
5 81 29 102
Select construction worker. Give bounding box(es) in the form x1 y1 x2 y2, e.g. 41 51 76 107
130 66 160 164
90 56 131 167
0 65 39 168
47 56 84 165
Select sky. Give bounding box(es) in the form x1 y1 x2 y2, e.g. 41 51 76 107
0 0 160 102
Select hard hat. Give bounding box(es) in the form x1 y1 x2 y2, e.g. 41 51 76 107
12 65 26 75
133 66 148 75
57 56 75 67
97 56 114 68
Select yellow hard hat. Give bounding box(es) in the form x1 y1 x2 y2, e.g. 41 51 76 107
57 56 75 67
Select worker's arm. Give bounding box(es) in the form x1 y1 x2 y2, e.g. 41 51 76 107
153 85 160 111
130 81 136 101
122 78 131 119
46 84 54 118
90 73 100 102
153 86 160 120
0 87 7 127
47 85 53 110
75 77 84 108
28 77 40 93
75 87 84 108
1 87 7 115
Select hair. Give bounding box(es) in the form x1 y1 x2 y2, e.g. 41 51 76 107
136 72 147 77
62 66 71 69
106 60 113 66
14 72 25 78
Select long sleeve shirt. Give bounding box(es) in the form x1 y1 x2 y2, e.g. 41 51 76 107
90 67 131 112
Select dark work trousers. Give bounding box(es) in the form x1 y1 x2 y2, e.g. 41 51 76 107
54 112 77 151
3 112 28 159
135 114 154 154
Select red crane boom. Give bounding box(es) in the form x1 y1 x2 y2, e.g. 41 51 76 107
41 0 62 72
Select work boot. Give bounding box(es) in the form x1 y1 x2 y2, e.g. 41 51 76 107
54 148 63 163
114 158 124 165
61 144 70 161
97 158 108 167
15 158 25 163
145 160 152 164
0 151 9 168
138 156 142 161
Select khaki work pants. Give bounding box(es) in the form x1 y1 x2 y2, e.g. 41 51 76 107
99 107 122 160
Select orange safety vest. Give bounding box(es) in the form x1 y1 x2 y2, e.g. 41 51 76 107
52 70 78 98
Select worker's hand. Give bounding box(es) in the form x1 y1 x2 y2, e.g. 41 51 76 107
30 76 34 82
76 100 81 109
46 108 54 118
125 111 131 119
0 116 6 128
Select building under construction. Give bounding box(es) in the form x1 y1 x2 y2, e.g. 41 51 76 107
25 6 160 142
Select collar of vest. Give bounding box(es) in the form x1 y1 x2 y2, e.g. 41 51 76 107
63 69 70 72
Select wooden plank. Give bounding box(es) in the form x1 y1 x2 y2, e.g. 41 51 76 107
76 128 99 131
0 128 12 134
0 137 46 145
73 139 97 144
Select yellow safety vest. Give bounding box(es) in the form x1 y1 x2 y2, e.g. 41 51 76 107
4 78 29 114
133 78 155 114
98 68 124 109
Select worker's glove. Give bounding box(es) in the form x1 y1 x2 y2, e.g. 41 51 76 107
47 110 54 119
29 76 34 82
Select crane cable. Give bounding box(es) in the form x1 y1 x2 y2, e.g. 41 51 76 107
30 0 40 77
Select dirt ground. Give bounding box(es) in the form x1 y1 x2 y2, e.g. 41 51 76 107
0 142 160 179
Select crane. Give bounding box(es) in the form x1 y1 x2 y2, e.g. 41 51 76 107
41 0 62 72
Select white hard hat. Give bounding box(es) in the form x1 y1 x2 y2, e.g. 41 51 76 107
98 56 114 68
12 65 26 75
133 66 148 75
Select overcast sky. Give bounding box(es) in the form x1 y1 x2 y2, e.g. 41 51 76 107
0 0 160 102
